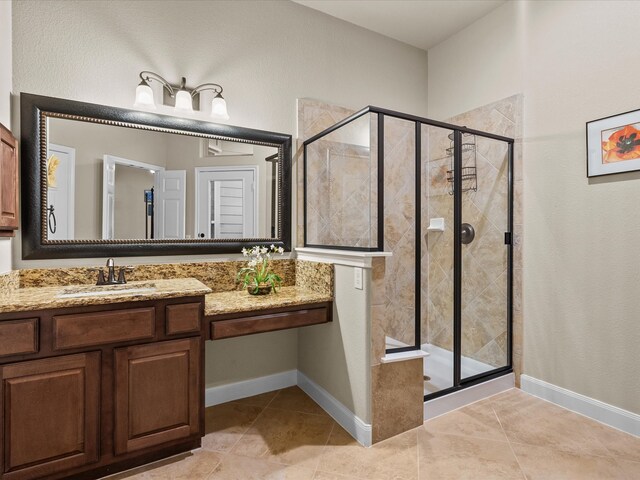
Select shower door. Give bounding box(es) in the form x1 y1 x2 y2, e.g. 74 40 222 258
456 132 513 385
423 127 513 398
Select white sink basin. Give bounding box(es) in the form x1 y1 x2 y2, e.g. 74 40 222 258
57 282 157 299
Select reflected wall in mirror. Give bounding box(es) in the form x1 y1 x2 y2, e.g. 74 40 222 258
21 93 291 259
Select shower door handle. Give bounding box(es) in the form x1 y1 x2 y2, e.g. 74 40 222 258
460 223 475 244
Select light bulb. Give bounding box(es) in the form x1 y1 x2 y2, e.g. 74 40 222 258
210 93 229 120
134 81 155 108
174 89 193 111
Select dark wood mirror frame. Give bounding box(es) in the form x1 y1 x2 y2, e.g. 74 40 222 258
20 93 292 259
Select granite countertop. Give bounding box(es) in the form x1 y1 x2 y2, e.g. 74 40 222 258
0 278 212 314
205 286 333 316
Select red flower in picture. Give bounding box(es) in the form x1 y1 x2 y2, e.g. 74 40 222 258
601 124 640 163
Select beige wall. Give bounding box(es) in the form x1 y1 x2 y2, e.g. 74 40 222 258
298 264 370 423
12 1 428 388
49 119 169 239
0 0 11 273
12 0 428 265
427 1 523 121
114 165 155 239
428 0 640 413
206 329 298 388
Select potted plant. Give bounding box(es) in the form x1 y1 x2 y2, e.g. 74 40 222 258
237 245 285 295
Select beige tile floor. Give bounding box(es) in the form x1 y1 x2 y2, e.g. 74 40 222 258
109 387 639 480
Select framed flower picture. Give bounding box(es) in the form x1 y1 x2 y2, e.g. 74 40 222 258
587 108 640 177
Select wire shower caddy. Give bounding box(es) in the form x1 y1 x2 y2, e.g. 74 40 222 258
446 132 477 195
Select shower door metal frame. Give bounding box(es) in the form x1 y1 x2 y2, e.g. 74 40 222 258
430 129 514 401
302 107 515 398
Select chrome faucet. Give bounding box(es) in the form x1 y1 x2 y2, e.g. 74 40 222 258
106 258 116 283
96 258 130 285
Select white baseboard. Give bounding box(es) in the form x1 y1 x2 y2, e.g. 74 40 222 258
424 373 514 421
205 370 297 407
204 369 373 447
521 375 639 437
297 371 372 447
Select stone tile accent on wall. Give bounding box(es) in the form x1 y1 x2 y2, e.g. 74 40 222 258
371 359 424 443
370 257 386 368
382 116 416 347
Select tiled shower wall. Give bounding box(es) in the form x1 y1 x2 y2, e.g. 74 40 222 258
305 135 377 248
382 118 416 346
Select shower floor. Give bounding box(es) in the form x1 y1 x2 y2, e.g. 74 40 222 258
385 337 495 396
421 343 494 395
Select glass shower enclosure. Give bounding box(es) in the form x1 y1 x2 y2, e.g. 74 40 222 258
303 107 514 400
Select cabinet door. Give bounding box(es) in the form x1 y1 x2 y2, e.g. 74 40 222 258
0 123 18 235
0 352 100 480
114 338 201 455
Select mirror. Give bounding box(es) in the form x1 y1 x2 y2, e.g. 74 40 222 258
21 93 291 259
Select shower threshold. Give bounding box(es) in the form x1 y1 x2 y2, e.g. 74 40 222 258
421 343 495 395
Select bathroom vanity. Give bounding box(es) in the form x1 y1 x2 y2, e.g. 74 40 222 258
0 279 209 480
2 92 335 478
0 265 334 480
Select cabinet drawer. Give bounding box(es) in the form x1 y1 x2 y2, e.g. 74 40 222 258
166 303 201 335
0 319 38 357
210 306 330 340
53 307 155 350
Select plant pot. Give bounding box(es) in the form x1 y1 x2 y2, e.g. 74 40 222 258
247 283 272 295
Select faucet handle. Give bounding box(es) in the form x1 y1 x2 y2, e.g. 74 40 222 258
117 266 134 284
96 269 106 285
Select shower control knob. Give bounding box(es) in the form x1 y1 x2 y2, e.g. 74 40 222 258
461 223 475 244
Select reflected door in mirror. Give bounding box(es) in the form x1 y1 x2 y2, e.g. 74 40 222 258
196 167 256 239
46 144 75 240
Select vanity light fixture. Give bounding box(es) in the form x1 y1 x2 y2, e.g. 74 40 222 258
134 71 229 120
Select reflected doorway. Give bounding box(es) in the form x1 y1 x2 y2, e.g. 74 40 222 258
195 166 257 239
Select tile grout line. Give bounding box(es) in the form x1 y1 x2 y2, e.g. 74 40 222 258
492 406 528 480
266 405 330 417
416 427 420 480
312 421 337 479
508 391 635 462
225 390 282 455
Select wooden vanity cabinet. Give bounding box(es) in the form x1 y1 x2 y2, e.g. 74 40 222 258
0 123 18 237
114 337 201 455
0 353 100 480
0 297 205 480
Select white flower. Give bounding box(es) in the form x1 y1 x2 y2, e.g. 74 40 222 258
260 246 268 254
266 252 271 259
241 248 248 256
270 244 275 250
248 259 257 268
278 247 284 254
